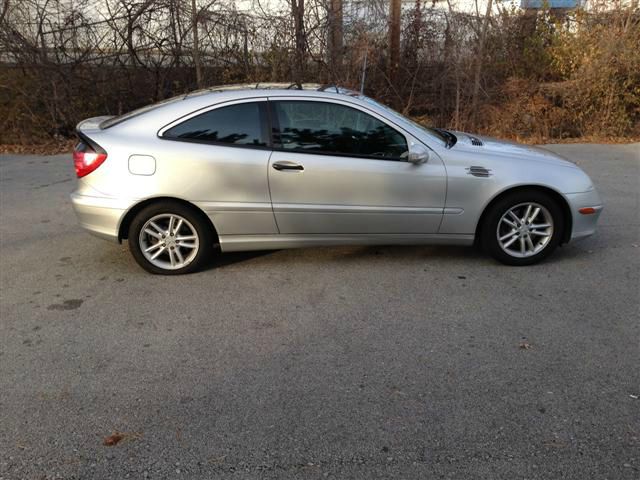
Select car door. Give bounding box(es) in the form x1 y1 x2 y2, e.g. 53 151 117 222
267 98 447 234
158 98 279 235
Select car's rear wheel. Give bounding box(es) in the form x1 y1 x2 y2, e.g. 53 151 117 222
128 201 214 274
481 190 564 266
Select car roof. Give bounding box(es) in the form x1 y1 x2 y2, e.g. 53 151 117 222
102 84 367 132
185 83 361 99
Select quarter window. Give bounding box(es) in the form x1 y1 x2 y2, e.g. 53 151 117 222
273 101 408 159
163 102 268 147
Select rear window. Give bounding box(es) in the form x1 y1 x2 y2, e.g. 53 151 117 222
162 102 268 147
100 95 186 129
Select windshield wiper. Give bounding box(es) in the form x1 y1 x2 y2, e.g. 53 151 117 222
433 128 457 148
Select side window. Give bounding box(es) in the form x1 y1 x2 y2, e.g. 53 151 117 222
273 101 408 159
163 102 268 147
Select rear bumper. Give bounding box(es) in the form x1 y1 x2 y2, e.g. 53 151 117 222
565 189 604 241
70 192 127 242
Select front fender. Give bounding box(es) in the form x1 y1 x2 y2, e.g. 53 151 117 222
438 151 594 235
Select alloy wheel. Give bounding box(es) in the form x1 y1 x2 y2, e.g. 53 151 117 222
138 213 200 270
496 202 554 258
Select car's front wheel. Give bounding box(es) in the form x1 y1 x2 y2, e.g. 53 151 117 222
481 190 564 266
128 201 214 274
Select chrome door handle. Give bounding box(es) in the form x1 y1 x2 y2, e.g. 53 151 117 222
273 161 304 171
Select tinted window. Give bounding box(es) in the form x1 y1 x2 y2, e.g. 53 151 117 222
101 95 185 129
163 102 267 146
273 101 408 159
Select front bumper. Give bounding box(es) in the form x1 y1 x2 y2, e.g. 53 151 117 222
565 189 604 241
70 192 127 242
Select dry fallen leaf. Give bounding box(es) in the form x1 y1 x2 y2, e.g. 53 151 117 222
103 431 142 446
103 433 124 446
519 341 533 350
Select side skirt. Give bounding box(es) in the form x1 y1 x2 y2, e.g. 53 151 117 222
218 233 475 252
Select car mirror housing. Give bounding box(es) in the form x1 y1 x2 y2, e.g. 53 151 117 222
406 144 430 164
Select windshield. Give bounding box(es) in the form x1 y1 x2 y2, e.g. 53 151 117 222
360 96 450 145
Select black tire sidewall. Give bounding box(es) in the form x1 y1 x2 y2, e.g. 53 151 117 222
482 190 563 266
128 201 213 274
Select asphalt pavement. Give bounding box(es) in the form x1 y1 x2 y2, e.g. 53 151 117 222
0 143 639 479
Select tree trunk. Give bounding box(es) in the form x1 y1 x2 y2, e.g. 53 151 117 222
441 14 451 126
191 0 203 89
291 0 306 84
328 0 343 79
470 0 493 128
388 0 402 87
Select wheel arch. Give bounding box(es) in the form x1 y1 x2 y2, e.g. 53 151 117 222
118 196 218 242
474 185 572 245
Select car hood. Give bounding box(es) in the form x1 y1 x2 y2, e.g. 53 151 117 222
449 131 578 169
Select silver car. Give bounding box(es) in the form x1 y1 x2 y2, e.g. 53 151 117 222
71 84 603 274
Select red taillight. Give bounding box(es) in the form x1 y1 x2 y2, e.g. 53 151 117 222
73 145 107 178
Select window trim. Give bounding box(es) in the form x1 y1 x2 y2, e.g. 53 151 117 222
268 99 410 162
157 98 273 151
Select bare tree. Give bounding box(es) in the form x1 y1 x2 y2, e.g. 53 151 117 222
1 0 638 146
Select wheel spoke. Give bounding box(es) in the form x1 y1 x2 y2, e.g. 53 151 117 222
150 246 166 260
167 216 175 235
168 248 176 266
530 230 550 237
530 223 551 229
525 235 535 251
500 230 518 241
144 242 163 253
528 207 540 223
502 218 517 228
174 247 184 264
521 205 532 224
179 242 197 249
503 235 519 248
508 211 521 224
176 235 196 241
144 228 162 240
173 218 183 235
519 236 526 254
149 221 164 234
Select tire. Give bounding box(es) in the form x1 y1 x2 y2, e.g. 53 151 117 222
481 190 564 266
128 201 214 274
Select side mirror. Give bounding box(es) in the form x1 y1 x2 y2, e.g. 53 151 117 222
406 144 430 164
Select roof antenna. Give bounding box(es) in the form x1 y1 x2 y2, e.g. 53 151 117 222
359 49 368 95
